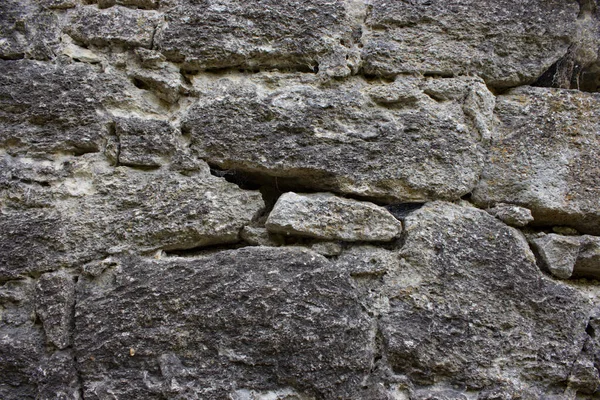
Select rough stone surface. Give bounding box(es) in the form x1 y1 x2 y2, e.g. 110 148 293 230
266 192 402 242
184 74 492 202
3 0 600 398
473 87 600 235
380 202 593 393
66 6 160 49
362 0 581 88
533 234 600 280
35 271 75 349
74 247 375 399
154 0 359 76
486 203 534 227
0 155 264 279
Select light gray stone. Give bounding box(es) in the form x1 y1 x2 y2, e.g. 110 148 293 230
66 5 160 48
532 234 581 279
184 74 492 202
362 0 581 88
75 247 375 399
380 202 593 392
266 192 402 242
473 87 600 235
486 203 534 227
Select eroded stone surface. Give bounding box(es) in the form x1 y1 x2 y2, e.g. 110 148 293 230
75 247 374 399
184 74 492 202
473 87 600 235
66 5 160 49
380 202 593 393
362 0 581 88
0 155 264 279
154 0 359 75
266 192 401 242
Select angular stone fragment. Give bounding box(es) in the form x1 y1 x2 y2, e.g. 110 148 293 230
576 236 600 279
107 117 180 167
473 87 600 235
75 247 374 399
381 202 592 392
66 5 160 48
532 234 581 279
0 0 60 60
35 271 75 349
266 192 402 242
362 0 580 88
486 203 534 227
0 155 264 279
184 74 492 202
154 0 358 75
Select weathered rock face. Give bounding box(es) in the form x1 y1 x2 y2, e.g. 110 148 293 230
3 0 600 398
473 87 600 235
74 247 375 399
266 192 402 242
362 0 581 88
381 202 594 394
184 74 492 202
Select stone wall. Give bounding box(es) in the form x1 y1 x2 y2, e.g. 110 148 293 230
2 0 600 399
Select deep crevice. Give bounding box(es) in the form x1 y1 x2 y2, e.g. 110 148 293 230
163 241 250 258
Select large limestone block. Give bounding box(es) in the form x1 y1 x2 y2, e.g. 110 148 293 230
266 192 402 242
0 60 136 157
473 87 600 235
66 5 160 49
0 155 264 279
184 74 493 202
154 0 359 75
381 202 593 393
75 247 374 399
362 0 580 88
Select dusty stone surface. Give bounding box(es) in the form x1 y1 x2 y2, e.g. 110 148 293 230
380 202 593 394
533 234 600 280
66 5 160 49
266 192 402 242
473 87 600 235
184 74 492 202
486 203 534 227
2 0 600 398
154 0 359 76
0 155 264 279
35 271 75 349
74 247 375 399
362 0 581 88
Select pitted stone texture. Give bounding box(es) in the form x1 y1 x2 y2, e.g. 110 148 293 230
486 203 534 227
0 155 264 279
532 234 600 280
66 5 160 48
184 74 492 202
75 247 374 399
472 87 600 235
362 0 580 88
0 59 140 157
35 271 75 349
154 0 358 75
266 192 402 242
0 0 61 60
106 117 180 167
381 202 593 393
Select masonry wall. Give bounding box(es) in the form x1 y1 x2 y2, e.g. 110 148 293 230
2 0 600 399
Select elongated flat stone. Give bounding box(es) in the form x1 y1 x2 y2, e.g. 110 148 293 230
266 192 402 242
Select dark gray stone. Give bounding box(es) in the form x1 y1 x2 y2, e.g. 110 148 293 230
75 247 375 399
35 271 76 349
